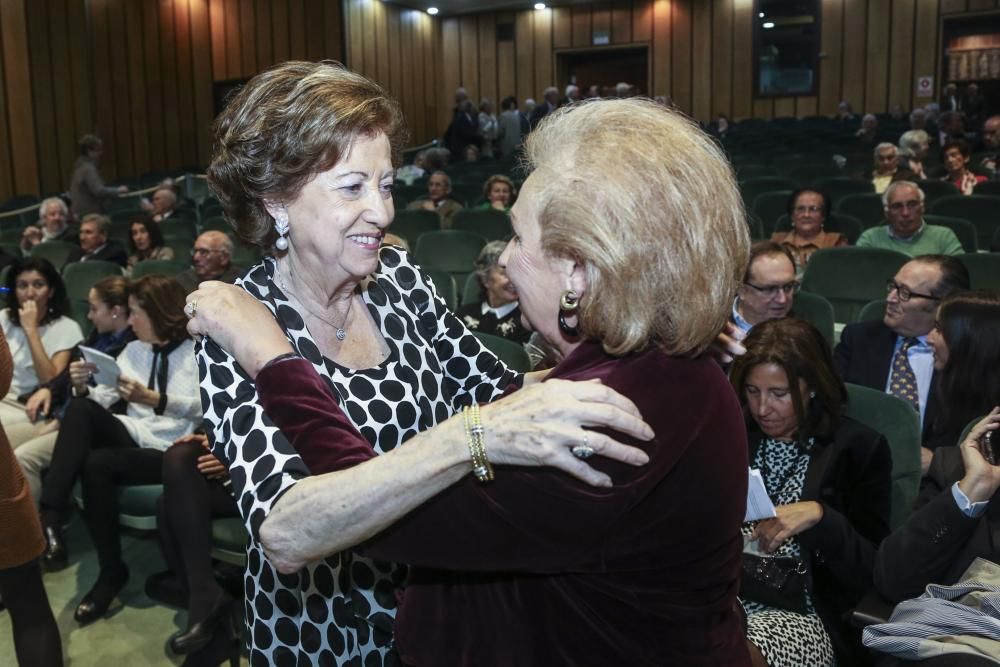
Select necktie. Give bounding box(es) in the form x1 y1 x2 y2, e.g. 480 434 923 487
889 337 920 412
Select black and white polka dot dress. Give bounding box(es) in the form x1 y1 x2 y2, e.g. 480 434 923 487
742 438 836 667
196 246 519 666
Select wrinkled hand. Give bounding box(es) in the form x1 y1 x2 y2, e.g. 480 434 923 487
185 281 293 378
69 360 97 391
706 321 747 365
116 185 129 195
197 453 228 479
958 407 1000 503
751 501 824 553
19 300 40 332
26 387 52 423
479 378 653 488
118 375 157 405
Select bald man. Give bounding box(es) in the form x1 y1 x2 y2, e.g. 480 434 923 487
174 231 242 294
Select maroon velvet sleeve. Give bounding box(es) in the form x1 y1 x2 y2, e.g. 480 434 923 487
255 358 376 474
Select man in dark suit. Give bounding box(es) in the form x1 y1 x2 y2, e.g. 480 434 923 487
874 413 1000 603
528 87 559 130
833 255 970 474
74 213 127 267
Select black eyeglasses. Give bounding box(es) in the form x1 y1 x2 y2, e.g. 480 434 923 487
744 281 800 298
886 279 939 302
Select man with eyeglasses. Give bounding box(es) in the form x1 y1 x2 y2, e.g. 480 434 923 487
731 242 797 335
175 231 241 294
834 255 970 474
856 181 964 257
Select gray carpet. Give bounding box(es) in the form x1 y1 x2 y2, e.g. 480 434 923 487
0 518 247 666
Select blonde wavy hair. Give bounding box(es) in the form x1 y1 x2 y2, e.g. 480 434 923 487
523 98 749 357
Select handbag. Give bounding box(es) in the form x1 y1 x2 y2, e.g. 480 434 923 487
740 553 811 615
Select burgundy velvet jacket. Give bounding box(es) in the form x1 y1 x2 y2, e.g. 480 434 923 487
257 340 751 666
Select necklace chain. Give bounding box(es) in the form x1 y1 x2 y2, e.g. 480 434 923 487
275 259 351 342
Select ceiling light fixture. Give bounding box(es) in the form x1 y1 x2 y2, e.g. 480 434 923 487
427 7 439 15
534 3 546 9
763 21 775 28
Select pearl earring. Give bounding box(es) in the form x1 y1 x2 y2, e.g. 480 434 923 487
274 211 290 251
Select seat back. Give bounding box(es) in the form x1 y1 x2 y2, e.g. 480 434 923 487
772 212 864 244
844 383 922 529
857 299 887 323
30 240 79 270
972 180 1000 197
752 191 795 234
801 247 909 323
473 331 532 373
920 214 977 253
790 291 835 346
740 177 798 209
130 259 190 279
928 195 1000 249
957 252 1000 291
210 517 250 567
450 208 512 242
62 260 124 334
813 177 875 205
390 209 441 247
835 192 885 228
915 179 961 208
423 268 457 311
414 230 487 282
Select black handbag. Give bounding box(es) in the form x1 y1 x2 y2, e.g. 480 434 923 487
740 553 811 615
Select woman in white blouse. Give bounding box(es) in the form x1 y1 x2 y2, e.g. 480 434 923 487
36 275 201 625
0 258 83 426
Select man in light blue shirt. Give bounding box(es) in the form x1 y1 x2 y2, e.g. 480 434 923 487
731 242 797 335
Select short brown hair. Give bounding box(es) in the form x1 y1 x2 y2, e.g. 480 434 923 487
207 61 407 252
91 276 130 313
745 241 795 283
482 174 516 201
129 275 189 343
523 99 749 356
730 317 847 442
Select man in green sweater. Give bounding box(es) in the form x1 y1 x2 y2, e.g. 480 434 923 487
856 181 964 256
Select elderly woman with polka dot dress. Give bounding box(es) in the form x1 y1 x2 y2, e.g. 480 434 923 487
186 62 655 666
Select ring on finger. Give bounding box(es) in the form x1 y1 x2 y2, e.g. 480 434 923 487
184 300 198 319
571 434 595 460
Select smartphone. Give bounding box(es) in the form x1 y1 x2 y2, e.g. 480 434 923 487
980 430 1000 466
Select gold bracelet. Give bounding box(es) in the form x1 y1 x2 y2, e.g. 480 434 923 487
464 404 493 482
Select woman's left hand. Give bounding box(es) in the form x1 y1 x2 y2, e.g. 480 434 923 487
197 452 229 479
118 375 158 405
751 501 824 553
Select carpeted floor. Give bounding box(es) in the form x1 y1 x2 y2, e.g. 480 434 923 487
0 517 247 666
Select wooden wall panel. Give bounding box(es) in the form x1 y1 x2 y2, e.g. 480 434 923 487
841 0 867 114
889 0 917 111
533 7 554 96
652 0 671 98
731 0 753 120
514 11 535 106
0 0 36 196
864 0 891 113
711 0 733 119
818 0 844 114
691 0 712 119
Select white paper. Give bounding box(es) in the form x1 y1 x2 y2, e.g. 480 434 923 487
744 468 777 522
79 346 122 387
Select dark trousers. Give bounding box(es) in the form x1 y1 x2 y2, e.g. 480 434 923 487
157 440 239 623
0 559 62 667
39 397 163 573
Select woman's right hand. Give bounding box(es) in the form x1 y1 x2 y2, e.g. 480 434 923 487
479 378 653 488
958 407 1000 503
25 387 52 423
69 360 97 391
186 281 293 378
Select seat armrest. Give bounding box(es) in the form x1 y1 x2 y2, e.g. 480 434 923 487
850 589 895 629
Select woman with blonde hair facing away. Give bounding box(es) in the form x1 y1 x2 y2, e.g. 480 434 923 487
188 79 752 664
478 174 516 214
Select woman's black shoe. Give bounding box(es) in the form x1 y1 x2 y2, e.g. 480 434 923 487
41 525 68 571
74 567 129 625
169 592 236 656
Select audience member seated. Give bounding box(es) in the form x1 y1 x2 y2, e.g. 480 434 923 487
836 100 858 123
38 196 77 244
456 240 531 343
925 290 1000 461
69 134 128 218
394 149 427 185
405 170 463 227
8 276 133 504
77 213 128 266
978 115 1000 176
898 130 931 180
463 143 481 163
856 113 879 143
174 231 241 295
732 241 797 335
856 181 963 257
940 138 986 195
0 327 62 667
478 174 516 214
732 317 892 667
0 258 83 426
37 275 200 625
127 217 175 272
19 226 42 257
148 431 241 664
874 409 1000 605
866 143 913 194
771 188 848 274
937 110 966 148
834 255 970 473
148 187 181 223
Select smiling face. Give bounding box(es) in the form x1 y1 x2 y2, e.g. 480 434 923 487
483 265 517 308
884 260 942 338
41 202 67 235
791 191 825 238
927 308 949 370
131 222 151 252
744 362 809 441
943 146 969 176
14 270 52 313
487 181 513 208
277 133 394 287
500 174 580 354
